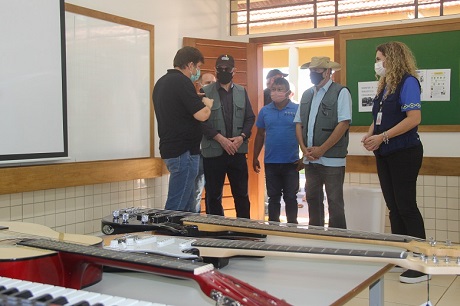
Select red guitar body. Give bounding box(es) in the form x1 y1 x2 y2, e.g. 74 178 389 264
0 222 103 289
1 222 291 306
0 254 103 289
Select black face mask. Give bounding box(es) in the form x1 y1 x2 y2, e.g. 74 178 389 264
216 71 233 84
310 71 324 85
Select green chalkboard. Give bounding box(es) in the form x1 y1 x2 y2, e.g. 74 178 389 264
346 30 460 126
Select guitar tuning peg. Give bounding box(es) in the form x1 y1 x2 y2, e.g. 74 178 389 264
457 257 460 265
428 237 437 247
432 255 438 264
420 254 427 263
445 240 452 247
444 256 450 263
122 213 130 224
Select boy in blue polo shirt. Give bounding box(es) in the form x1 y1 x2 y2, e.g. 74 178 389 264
253 78 301 223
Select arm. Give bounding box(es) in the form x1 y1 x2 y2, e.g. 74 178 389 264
307 87 352 160
363 110 421 151
200 121 239 155
307 120 350 160
363 76 421 151
229 89 256 149
252 128 265 173
295 123 307 157
241 89 256 138
193 97 213 122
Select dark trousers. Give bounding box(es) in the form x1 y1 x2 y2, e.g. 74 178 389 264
305 163 346 229
376 144 425 239
203 153 250 218
265 163 299 223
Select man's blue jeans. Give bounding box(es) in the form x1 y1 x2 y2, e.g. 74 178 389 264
164 151 200 211
265 163 299 223
187 155 205 213
304 163 346 229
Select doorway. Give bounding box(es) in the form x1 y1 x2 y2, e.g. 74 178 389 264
261 38 334 224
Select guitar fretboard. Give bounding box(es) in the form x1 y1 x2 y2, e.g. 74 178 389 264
182 215 415 243
19 239 214 275
192 238 408 259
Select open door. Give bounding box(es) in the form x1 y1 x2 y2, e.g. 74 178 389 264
183 37 264 220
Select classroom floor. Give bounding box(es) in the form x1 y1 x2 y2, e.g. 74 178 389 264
344 272 460 306
276 176 460 306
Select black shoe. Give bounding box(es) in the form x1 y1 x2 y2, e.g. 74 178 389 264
399 269 431 284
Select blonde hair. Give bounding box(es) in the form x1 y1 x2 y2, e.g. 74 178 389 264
376 41 418 98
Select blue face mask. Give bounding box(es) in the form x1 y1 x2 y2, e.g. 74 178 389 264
190 65 200 82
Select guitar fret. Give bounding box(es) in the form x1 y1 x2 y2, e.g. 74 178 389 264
192 238 407 259
182 215 413 243
18 239 214 275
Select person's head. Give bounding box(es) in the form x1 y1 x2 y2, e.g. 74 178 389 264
199 73 216 86
270 77 291 104
375 41 418 96
173 46 204 81
215 54 236 85
300 56 341 88
266 69 288 88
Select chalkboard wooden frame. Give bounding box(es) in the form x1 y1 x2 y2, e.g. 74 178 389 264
0 4 162 195
338 17 460 132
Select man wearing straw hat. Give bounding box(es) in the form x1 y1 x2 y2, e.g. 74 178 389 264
294 56 352 229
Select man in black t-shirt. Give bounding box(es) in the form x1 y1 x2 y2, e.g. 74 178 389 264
153 46 213 212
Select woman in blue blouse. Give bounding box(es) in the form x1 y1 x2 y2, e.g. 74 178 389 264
362 41 427 284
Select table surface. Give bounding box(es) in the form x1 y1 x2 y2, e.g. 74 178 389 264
86 235 397 305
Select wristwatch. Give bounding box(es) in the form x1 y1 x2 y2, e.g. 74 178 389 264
241 133 248 141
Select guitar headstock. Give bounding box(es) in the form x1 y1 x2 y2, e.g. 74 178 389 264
196 270 291 306
407 238 460 271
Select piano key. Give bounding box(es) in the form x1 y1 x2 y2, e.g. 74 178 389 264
0 276 171 306
10 289 33 299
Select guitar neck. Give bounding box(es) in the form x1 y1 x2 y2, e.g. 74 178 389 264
181 215 414 248
18 239 290 306
101 208 460 258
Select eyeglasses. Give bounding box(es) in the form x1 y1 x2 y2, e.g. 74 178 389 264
216 66 233 73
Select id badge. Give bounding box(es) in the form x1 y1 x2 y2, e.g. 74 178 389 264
376 112 382 125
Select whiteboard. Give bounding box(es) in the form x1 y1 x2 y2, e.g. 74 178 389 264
0 0 67 162
65 11 151 162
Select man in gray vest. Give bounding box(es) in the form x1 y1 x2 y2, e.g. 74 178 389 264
201 54 255 218
294 56 352 229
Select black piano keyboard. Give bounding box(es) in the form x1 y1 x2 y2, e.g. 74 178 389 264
0 276 170 306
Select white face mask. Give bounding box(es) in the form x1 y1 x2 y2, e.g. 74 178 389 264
374 61 386 77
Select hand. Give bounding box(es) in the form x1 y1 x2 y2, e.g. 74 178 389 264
362 134 382 151
253 159 261 173
304 146 323 161
228 136 244 150
216 134 239 155
202 97 213 108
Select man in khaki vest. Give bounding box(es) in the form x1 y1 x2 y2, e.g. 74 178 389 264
201 54 255 218
294 56 352 229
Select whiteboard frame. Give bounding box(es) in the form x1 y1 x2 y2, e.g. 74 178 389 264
0 4 161 195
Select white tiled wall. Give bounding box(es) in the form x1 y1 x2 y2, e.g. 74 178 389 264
1 173 459 243
0 177 167 235
345 173 460 244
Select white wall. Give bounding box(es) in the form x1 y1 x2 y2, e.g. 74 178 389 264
66 0 232 157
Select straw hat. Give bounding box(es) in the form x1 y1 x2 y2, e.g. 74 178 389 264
300 56 341 71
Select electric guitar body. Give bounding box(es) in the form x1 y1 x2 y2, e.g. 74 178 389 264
101 208 460 275
0 222 104 288
0 222 290 306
